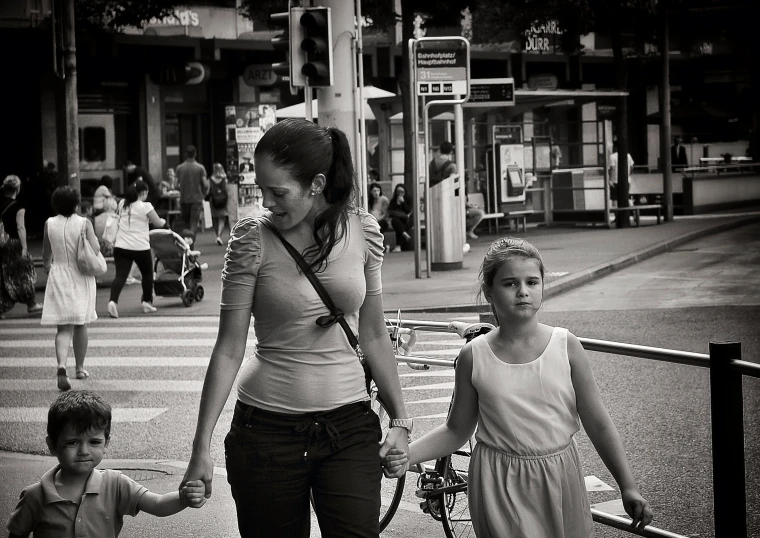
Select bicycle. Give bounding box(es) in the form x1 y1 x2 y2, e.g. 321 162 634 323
374 317 494 537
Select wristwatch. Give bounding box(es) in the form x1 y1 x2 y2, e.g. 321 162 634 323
389 418 414 436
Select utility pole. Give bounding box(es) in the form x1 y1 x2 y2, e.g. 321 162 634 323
659 4 673 221
316 0 358 182
60 0 80 191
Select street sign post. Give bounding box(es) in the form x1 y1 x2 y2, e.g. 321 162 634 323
464 78 515 107
409 37 471 278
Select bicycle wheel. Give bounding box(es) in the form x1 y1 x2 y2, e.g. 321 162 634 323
440 447 474 538
371 395 406 531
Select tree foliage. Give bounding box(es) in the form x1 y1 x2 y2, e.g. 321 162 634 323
74 0 212 30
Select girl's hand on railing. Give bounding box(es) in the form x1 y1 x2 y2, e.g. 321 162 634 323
622 488 653 530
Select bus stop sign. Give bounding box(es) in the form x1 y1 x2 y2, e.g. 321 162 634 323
415 45 469 96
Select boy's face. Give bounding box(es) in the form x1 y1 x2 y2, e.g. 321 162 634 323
47 424 109 476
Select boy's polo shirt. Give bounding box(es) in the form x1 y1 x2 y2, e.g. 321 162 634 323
6 464 148 538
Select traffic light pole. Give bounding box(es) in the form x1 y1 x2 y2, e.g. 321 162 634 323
316 0 358 178
304 83 313 122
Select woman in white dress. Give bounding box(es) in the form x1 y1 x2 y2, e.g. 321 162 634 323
41 187 99 391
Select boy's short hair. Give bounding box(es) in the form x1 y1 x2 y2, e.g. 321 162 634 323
439 141 453 155
80 200 93 214
181 228 196 245
47 390 112 445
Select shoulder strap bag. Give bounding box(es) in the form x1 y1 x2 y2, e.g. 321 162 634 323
77 218 108 277
262 220 373 394
0 201 14 246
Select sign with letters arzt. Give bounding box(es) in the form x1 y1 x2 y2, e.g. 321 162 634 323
242 65 278 87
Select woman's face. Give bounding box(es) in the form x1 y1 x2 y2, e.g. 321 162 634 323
394 186 406 200
370 186 381 199
255 156 322 231
138 190 148 202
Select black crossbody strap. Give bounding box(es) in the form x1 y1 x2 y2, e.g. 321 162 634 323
262 220 362 353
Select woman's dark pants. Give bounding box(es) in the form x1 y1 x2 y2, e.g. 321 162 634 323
110 247 153 304
225 400 382 538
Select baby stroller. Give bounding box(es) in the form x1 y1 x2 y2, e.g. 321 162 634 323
149 229 206 307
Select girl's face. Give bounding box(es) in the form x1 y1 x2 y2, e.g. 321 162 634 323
394 186 406 200
486 256 543 321
255 155 324 231
371 186 381 199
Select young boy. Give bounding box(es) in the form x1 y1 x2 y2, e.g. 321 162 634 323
7 391 205 538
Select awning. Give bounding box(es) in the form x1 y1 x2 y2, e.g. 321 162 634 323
275 85 395 120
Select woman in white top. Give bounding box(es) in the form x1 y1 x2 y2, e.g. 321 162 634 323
107 180 166 318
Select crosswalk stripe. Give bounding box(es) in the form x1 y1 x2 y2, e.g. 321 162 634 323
0 380 204 391
399 369 455 378
412 412 449 420
413 341 464 346
0 407 167 422
403 381 455 391
407 396 451 404
1 327 223 336
0 340 256 348
0 357 210 367
0 316 225 325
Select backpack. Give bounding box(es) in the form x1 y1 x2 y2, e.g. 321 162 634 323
209 178 228 209
429 160 455 188
0 201 15 247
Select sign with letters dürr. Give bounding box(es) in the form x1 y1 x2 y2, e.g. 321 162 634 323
464 78 515 107
415 46 468 96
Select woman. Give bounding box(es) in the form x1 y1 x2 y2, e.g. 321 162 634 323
387 184 414 253
0 175 43 318
368 182 389 231
208 163 230 246
92 175 118 216
180 119 411 537
107 180 166 318
41 187 99 391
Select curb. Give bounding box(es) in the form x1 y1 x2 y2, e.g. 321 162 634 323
392 215 760 315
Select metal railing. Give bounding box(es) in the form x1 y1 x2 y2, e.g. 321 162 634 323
390 318 755 538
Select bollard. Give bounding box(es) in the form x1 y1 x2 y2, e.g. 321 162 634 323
708 342 746 538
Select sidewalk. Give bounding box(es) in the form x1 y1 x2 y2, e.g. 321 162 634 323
4 210 760 319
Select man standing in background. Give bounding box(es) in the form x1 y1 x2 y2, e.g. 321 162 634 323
609 142 634 208
176 145 208 234
671 135 688 172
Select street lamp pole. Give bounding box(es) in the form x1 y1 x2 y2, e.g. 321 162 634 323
658 3 673 221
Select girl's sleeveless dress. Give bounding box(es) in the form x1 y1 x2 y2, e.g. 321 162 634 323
468 327 595 537
41 214 97 326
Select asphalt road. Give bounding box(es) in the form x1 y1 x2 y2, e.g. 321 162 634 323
1 222 758 537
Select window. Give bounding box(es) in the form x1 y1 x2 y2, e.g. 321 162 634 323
79 127 106 163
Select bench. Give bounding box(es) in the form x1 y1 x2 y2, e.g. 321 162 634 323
610 204 662 226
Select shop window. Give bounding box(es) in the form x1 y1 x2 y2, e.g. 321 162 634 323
79 127 106 163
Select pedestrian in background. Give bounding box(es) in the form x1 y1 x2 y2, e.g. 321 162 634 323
107 180 166 319
0 175 43 319
608 142 634 208
387 184 413 253
208 163 230 246
176 145 208 235
92 175 118 216
386 237 653 536
125 160 159 206
368 181 390 230
41 187 98 391
180 119 411 537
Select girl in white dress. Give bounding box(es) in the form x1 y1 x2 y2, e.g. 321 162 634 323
41 187 99 391
389 237 653 537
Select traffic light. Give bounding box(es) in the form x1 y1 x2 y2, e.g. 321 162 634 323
269 8 306 87
298 7 333 87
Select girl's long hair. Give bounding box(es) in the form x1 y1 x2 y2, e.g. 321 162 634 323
254 118 355 273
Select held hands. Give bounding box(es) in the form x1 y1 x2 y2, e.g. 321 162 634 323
622 488 653 530
179 450 215 508
179 480 206 508
379 428 410 479
381 448 408 478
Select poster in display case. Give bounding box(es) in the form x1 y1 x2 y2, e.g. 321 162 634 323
224 104 277 219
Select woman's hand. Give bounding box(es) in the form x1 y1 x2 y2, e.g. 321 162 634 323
622 487 653 530
180 449 215 508
379 427 409 478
